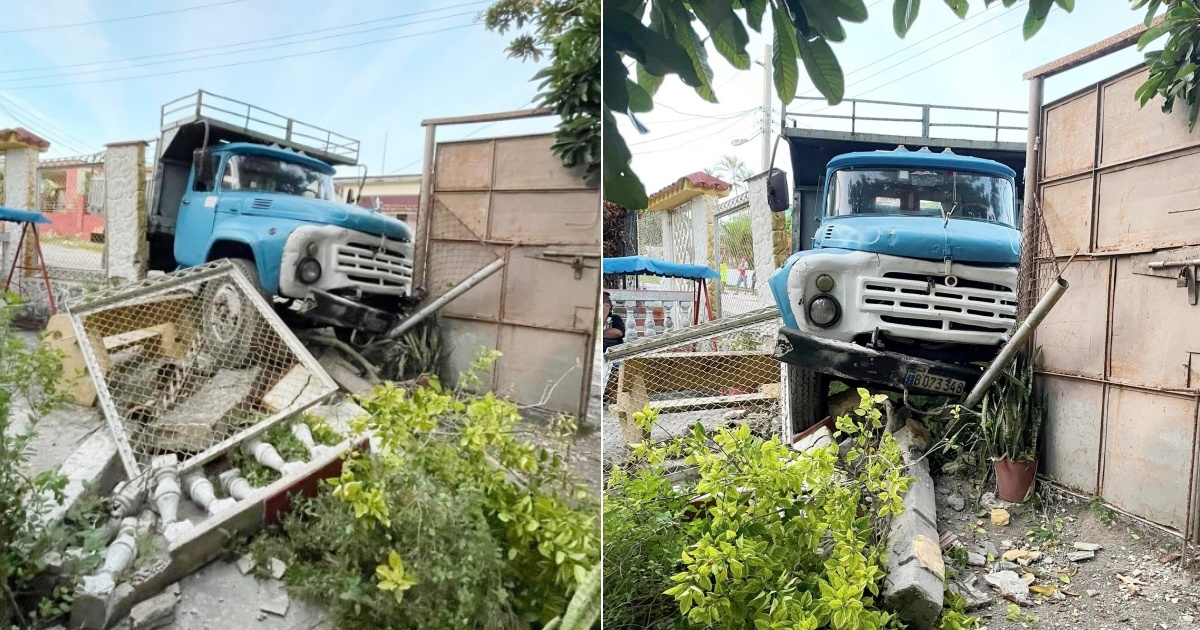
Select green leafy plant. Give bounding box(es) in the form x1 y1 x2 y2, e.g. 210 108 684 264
1136 0 1200 129
485 0 600 186
604 389 924 630
247 352 599 629
603 0 1077 209
979 348 1045 462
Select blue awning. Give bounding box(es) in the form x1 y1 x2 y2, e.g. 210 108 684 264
0 206 50 225
603 255 720 280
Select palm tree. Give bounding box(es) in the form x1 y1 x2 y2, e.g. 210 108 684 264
705 155 753 193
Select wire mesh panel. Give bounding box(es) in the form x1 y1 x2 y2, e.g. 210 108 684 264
67 260 338 478
601 306 784 464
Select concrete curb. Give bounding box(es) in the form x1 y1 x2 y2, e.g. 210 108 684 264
881 424 945 630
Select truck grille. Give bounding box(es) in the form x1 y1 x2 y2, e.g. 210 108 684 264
334 243 413 292
859 272 1016 334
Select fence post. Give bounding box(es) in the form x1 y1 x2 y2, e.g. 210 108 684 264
1 133 46 292
747 172 781 309
922 105 931 137
104 141 149 285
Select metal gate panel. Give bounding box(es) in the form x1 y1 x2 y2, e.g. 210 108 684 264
1100 70 1200 166
492 135 585 191
1042 90 1097 180
1037 259 1109 378
431 192 491 240
435 140 495 191
441 318 500 385
1039 177 1093 257
429 242 505 320
1096 151 1200 252
1101 386 1197 532
1110 256 1200 390
489 191 599 244
495 324 589 413
1042 375 1104 495
502 245 598 332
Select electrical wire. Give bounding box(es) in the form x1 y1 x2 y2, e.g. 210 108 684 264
0 0 256 35
0 96 92 154
635 116 757 155
0 5 489 84
629 109 757 146
1 23 479 91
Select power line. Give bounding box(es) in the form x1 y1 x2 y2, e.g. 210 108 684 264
0 94 92 150
2 23 479 92
0 4 489 84
636 116 757 155
0 97 91 155
629 109 757 146
0 0 256 36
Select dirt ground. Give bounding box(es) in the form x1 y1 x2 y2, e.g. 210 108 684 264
934 474 1200 630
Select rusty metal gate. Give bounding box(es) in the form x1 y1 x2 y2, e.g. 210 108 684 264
1029 64 1200 542
415 122 600 419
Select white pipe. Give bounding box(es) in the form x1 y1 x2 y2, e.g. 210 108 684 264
385 257 507 339
963 276 1069 409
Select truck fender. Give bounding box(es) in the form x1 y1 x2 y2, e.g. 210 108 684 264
205 220 296 295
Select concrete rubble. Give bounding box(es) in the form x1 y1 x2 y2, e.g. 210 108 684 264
881 424 944 629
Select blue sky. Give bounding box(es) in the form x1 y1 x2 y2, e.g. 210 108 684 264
0 0 554 174
619 0 1156 192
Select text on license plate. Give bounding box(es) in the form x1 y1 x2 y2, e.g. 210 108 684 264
904 369 966 395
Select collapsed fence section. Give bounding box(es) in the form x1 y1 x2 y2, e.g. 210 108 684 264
601 306 785 464
64 260 337 479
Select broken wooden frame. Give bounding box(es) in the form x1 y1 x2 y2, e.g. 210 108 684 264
67 260 338 478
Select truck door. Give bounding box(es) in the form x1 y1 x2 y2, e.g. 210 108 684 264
174 152 223 267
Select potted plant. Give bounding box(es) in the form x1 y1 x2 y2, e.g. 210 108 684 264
980 348 1047 503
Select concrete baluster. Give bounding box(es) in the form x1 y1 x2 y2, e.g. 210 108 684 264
80 518 137 596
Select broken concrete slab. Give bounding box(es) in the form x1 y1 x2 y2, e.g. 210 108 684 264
306 400 369 437
984 570 1030 602
260 594 289 617
1073 542 1102 552
152 367 260 451
262 364 322 413
318 354 375 395
170 562 328 630
882 425 943 630
127 583 179 630
1067 550 1096 562
269 558 287 580
42 426 122 526
967 551 986 567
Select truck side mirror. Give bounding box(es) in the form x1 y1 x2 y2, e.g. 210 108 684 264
767 168 790 212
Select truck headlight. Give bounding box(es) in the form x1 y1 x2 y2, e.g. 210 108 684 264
297 258 322 284
808 295 840 327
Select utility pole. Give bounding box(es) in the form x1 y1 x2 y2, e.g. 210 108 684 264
381 133 388 174
761 43 772 171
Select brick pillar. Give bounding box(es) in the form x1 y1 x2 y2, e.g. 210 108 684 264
103 141 148 285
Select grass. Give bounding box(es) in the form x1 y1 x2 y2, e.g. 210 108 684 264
40 234 104 253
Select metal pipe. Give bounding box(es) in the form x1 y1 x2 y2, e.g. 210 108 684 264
963 276 1069 409
1149 259 1200 269
414 123 437 289
384 258 507 340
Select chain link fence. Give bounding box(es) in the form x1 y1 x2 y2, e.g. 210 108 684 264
35 158 108 290
63 260 337 479
601 306 785 466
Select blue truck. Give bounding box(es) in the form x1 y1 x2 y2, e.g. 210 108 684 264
146 92 419 347
766 145 1023 431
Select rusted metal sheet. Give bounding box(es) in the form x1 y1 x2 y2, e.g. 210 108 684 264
1042 90 1097 180
1039 177 1093 256
1110 257 1200 389
1102 387 1197 531
1100 69 1200 167
435 140 495 191
426 242 505 320
1040 375 1103 494
502 245 598 332
490 191 600 245
494 324 589 413
1036 259 1108 378
493 135 586 191
1096 151 1200 253
1023 16 1163 80
431 192 491 241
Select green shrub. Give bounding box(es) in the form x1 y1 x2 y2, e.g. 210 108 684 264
249 352 599 629
603 389 915 630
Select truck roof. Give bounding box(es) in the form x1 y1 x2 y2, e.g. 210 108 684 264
828 146 1017 179
212 142 336 175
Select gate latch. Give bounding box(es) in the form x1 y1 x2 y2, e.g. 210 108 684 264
1179 265 1199 305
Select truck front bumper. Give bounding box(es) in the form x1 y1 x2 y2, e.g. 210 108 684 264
772 327 985 397
305 289 397 334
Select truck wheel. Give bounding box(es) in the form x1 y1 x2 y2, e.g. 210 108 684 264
788 365 829 438
198 258 264 369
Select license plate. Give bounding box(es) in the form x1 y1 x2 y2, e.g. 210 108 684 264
904 368 966 396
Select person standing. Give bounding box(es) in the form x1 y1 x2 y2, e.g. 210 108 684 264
603 292 626 351
737 257 749 290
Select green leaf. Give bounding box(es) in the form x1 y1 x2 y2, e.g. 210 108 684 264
662 2 719 102
602 43 631 112
1029 0 1053 20
626 79 653 113
799 1 848 41
1054 0 1074 10
745 0 768 31
635 62 664 97
829 0 869 22
1138 20 1172 50
943 0 969 18
771 1 801 102
694 0 753 69
602 111 648 209
608 8 701 86
1022 9 1046 40
893 0 920 37
796 35 844 104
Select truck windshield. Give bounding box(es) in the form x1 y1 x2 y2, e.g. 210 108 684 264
826 167 1016 227
224 153 333 200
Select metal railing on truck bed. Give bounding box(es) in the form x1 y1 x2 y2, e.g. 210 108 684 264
160 90 360 166
783 96 1026 143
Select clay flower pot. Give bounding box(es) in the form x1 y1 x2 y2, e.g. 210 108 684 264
994 458 1038 503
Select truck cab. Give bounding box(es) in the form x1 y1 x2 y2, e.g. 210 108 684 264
768 147 1021 428
147 92 417 340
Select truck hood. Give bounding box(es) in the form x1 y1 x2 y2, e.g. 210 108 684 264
813 216 1020 265
239 195 412 242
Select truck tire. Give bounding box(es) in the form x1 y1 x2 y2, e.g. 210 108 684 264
788 365 829 438
198 258 265 369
